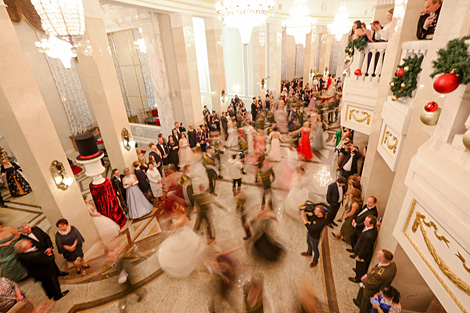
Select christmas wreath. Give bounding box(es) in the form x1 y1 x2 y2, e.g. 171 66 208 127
390 55 424 100
430 36 470 93
345 37 368 57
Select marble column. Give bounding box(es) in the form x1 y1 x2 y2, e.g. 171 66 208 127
250 27 266 99
323 34 334 74
204 17 226 112
285 32 296 81
0 7 101 253
76 0 136 171
267 23 282 99
170 13 203 126
303 32 313 85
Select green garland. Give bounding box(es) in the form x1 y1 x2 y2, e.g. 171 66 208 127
430 36 470 85
345 37 368 57
390 56 424 99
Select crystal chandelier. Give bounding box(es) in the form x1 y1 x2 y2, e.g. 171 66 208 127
215 0 275 45
31 0 86 68
328 5 351 41
282 1 317 46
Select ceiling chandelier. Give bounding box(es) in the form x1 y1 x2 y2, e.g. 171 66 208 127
282 1 317 46
215 0 275 45
328 5 351 41
31 0 86 68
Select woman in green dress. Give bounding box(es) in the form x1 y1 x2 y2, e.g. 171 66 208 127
0 223 28 281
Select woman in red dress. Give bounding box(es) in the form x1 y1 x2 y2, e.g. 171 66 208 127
290 123 313 160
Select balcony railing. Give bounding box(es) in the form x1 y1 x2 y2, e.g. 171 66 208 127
350 42 388 85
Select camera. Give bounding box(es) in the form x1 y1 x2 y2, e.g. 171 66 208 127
299 200 329 222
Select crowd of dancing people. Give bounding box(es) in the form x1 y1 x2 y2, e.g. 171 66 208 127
0 77 401 312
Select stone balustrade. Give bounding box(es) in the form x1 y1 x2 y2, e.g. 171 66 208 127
349 42 388 85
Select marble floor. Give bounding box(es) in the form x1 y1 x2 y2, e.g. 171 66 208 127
2 122 365 313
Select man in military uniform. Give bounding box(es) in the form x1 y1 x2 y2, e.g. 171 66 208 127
238 130 248 174
236 190 252 240
259 160 275 207
211 131 224 179
416 0 442 40
193 185 226 243
203 146 218 196
354 249 397 313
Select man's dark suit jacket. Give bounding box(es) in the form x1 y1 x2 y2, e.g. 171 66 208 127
157 143 169 165
179 126 186 133
221 115 228 132
353 205 378 231
111 174 126 200
326 182 346 206
251 103 258 120
17 249 57 281
19 227 53 251
354 227 378 262
188 130 197 148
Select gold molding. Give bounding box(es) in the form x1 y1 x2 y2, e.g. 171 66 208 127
403 200 469 312
382 130 398 154
456 252 470 274
348 109 371 125
412 212 450 248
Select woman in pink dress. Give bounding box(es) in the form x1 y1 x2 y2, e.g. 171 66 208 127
290 123 313 160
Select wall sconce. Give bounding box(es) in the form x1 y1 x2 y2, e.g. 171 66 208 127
260 78 266 91
309 69 314 80
50 160 73 190
121 128 136 151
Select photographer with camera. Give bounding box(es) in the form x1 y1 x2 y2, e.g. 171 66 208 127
338 143 362 180
300 204 328 268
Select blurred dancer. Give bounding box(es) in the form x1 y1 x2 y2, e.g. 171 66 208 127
203 146 218 196
259 161 275 207
193 186 227 244
236 190 252 240
228 153 243 196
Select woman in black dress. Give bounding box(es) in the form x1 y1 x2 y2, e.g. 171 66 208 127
0 158 32 197
167 136 180 169
55 219 89 274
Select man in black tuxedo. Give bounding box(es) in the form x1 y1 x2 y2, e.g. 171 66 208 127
251 98 258 121
221 112 228 140
339 144 362 179
172 122 181 140
148 144 163 176
15 239 69 301
111 168 128 215
349 215 378 283
179 122 186 134
18 222 69 276
157 135 169 166
326 177 347 228
349 196 378 251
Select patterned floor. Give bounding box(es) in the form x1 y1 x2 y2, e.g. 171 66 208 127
3 121 365 312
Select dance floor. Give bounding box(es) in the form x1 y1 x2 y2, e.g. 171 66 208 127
2 122 364 312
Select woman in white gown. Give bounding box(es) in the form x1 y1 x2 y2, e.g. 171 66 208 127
158 214 207 278
310 109 326 151
274 101 288 133
267 126 281 162
275 144 299 191
190 148 209 195
84 196 120 247
146 163 163 199
283 167 310 222
244 121 256 154
226 118 238 147
122 167 154 219
178 133 193 167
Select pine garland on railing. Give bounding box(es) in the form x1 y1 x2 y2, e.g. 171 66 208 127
430 36 470 94
345 37 368 57
390 55 424 101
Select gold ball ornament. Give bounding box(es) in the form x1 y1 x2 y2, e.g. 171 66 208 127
463 129 470 151
390 82 395 87
349 48 353 52
404 66 410 72
392 95 398 101
420 108 441 126
401 83 406 88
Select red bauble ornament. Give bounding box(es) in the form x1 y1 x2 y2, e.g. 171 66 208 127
433 73 460 94
354 69 362 76
424 101 438 112
397 68 404 78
